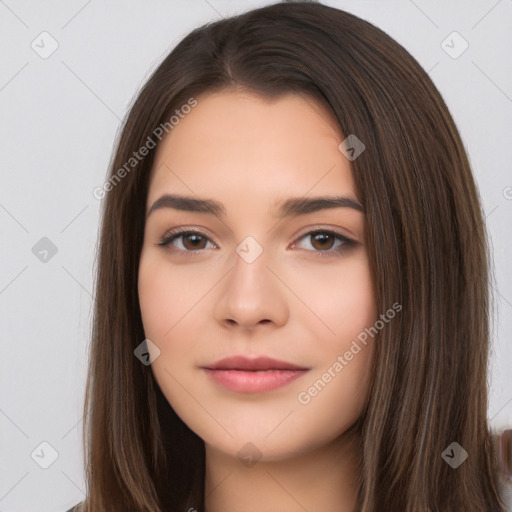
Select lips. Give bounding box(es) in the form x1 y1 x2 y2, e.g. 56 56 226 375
202 356 309 393
205 355 308 371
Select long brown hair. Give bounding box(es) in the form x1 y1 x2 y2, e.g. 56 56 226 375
75 2 505 511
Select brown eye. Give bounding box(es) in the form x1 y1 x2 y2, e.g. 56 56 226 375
309 232 336 251
181 233 208 250
158 230 216 252
292 229 356 258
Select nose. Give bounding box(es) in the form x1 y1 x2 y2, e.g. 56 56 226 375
213 243 289 332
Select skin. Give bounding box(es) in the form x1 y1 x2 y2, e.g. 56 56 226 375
138 89 377 512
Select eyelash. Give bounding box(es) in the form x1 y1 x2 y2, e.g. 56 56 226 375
156 227 357 258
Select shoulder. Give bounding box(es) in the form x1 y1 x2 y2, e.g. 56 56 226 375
65 504 82 512
498 474 512 512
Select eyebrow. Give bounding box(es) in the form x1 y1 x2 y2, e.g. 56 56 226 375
146 194 364 219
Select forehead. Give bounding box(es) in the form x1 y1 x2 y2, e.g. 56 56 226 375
147 89 357 210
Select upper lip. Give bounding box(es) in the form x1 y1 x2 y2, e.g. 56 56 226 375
203 356 309 371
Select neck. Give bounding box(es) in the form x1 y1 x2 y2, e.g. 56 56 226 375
204 429 362 512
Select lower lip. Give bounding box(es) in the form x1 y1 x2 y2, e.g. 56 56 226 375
203 369 308 393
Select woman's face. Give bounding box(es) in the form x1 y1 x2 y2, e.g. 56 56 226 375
138 89 377 461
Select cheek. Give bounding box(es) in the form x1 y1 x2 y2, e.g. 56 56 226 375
289 251 376 353
290 264 376 447
138 250 204 341
137 253 204 414
290 252 376 417
332 263 376 349
138 259 171 341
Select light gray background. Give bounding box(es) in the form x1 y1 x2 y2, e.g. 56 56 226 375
0 1 511 511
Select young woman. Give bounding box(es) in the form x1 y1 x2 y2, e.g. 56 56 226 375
68 2 509 511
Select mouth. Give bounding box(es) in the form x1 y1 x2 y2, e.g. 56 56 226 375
201 355 310 393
